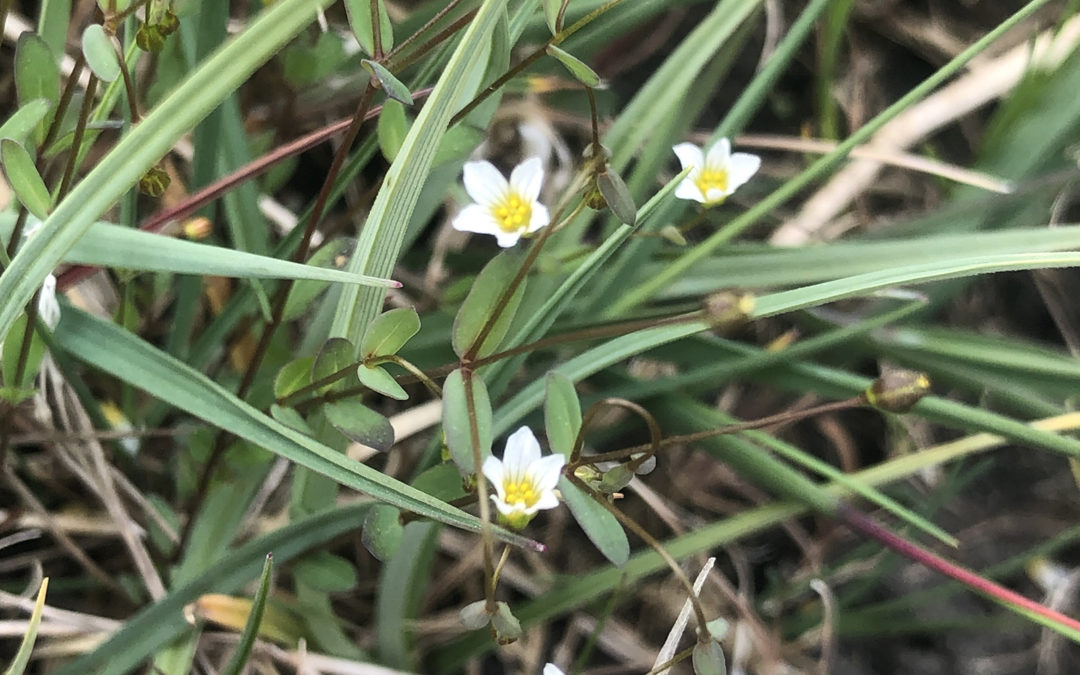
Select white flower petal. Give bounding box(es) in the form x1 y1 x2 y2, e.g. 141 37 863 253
543 665 566 675
462 160 508 205
494 230 523 248
727 152 761 188
704 187 728 203
482 456 506 499
672 143 704 171
526 203 550 234
504 426 541 476
509 156 545 202
452 204 502 236
675 180 706 203
529 453 566 491
530 491 561 513
705 138 731 167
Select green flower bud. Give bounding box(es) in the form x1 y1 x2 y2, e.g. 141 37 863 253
864 369 931 413
136 23 165 52
138 166 170 197
158 9 180 36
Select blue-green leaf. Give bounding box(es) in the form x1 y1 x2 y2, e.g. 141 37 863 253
81 24 121 83
559 477 629 567
544 372 581 458
1 139 51 219
443 369 493 475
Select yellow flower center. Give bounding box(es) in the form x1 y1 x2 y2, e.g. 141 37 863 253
695 167 728 201
502 478 539 508
492 193 532 233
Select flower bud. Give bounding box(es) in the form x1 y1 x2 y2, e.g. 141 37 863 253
158 9 180 36
864 369 931 413
182 217 212 240
703 290 755 335
138 166 170 197
136 23 165 52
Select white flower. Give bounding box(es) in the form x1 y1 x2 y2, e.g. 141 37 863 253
672 138 760 206
482 426 565 530
452 157 550 247
543 665 566 675
37 274 60 330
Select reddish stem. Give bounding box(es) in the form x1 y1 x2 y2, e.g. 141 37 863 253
839 504 1080 634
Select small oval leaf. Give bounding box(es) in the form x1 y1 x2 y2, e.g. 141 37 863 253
544 372 581 458
442 369 493 476
81 25 121 83
377 99 408 163
1 139 52 219
292 550 357 592
274 356 315 400
345 0 394 57
15 33 59 145
559 477 629 566
311 338 356 393
545 44 600 88
361 306 420 359
361 504 404 562
361 60 413 105
283 238 354 322
597 168 637 226
452 251 527 359
411 463 468 502
0 99 51 144
357 363 408 400
324 399 394 452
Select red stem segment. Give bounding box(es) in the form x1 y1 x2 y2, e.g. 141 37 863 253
839 503 1080 634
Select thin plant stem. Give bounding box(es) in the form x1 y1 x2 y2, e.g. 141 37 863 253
464 368 498 612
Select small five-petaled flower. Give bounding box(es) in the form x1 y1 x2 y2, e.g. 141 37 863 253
452 157 550 247
672 138 760 206
482 426 565 531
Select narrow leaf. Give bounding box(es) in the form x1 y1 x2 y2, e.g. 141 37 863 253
220 555 273 675
3 577 48 675
324 398 394 452
0 100 51 145
361 306 420 359
559 478 629 566
452 251 528 359
443 369 493 475
545 372 581 458
1 139 51 219
81 24 121 83
362 60 413 105
545 44 600 87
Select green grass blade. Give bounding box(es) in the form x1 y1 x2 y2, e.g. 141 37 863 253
3 578 47 675
331 0 509 352
0 215 394 285
221 554 274 675
0 0 334 344
53 308 536 549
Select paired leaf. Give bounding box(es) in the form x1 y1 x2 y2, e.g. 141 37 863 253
323 398 394 452
442 369 493 475
14 33 59 146
357 364 408 400
274 356 315 400
544 371 581 458
312 338 355 393
362 504 405 561
377 99 408 162
345 0 393 57
361 307 420 359
0 100 51 145
452 251 528 359
559 477 629 567
81 25 121 83
1 140 51 219
362 60 413 105
546 44 600 87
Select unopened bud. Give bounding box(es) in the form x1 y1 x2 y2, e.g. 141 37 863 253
158 9 180 36
182 217 212 240
864 369 931 413
136 23 165 52
491 601 522 644
138 166 170 197
703 291 755 335
583 182 607 210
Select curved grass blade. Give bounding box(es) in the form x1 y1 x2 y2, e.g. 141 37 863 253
3 578 48 675
221 555 273 675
